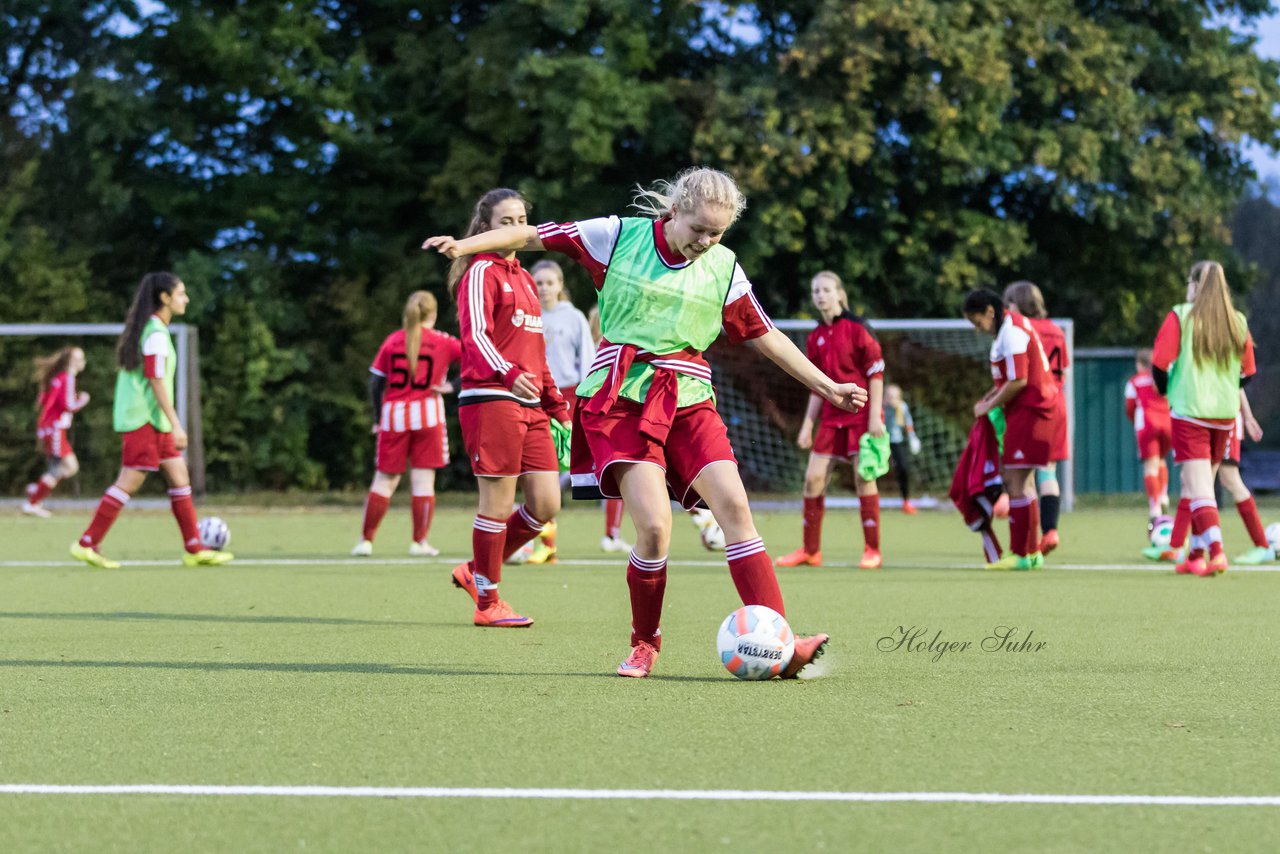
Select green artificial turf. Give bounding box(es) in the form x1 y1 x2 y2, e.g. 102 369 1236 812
1 503 1277 852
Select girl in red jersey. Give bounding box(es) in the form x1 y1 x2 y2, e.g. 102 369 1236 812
23 347 90 517
963 288 1060 571
424 167 866 678
1152 261 1256 576
352 291 462 558
429 189 570 628
776 271 887 570
1002 281 1069 555
1126 348 1173 526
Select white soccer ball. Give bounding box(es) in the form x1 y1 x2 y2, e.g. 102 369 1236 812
700 520 726 551
1265 522 1280 552
198 516 230 551
506 540 534 565
716 605 795 680
1148 514 1174 548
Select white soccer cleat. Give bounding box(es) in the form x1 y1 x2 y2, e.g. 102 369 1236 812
21 502 52 518
408 540 439 557
351 539 374 557
600 535 632 553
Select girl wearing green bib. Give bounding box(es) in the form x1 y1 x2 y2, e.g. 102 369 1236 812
1151 260 1255 577
425 168 866 679
71 273 232 569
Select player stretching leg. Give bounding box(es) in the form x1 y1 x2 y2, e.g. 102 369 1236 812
426 167 865 677
23 347 90 517
1152 261 1255 577
1217 392 1272 565
71 273 232 568
964 288 1060 572
430 189 569 627
353 291 461 558
776 272 886 570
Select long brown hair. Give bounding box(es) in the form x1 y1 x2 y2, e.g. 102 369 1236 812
1186 260 1246 368
117 272 181 370
34 347 79 394
446 188 528 296
1002 280 1047 319
403 290 438 377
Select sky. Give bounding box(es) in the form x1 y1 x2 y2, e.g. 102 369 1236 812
1242 13 1280 185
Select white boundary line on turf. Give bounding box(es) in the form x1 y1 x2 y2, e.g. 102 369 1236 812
0 784 1277 806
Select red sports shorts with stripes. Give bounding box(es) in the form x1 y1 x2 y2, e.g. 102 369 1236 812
1171 417 1230 464
1135 425 1172 461
1049 393 1069 462
578 397 737 509
377 397 449 473
1225 415 1243 464
459 398 558 477
812 421 866 459
39 429 73 460
120 423 181 471
1001 406 1054 468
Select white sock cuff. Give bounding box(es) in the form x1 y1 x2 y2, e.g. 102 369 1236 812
629 551 668 572
105 486 131 505
725 538 766 560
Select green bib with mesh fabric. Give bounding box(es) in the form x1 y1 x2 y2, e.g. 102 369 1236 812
1165 303 1246 419
575 217 737 407
113 315 176 433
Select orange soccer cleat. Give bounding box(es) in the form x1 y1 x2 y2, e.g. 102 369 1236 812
1176 556 1205 576
859 547 883 570
451 561 479 605
616 640 660 677
473 599 534 628
775 548 822 568
1039 529 1060 555
902 500 918 515
781 633 829 679
1200 554 1228 577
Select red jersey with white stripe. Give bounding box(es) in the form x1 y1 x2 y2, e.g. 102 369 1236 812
1124 371 1170 433
1029 318 1069 388
990 310 1058 414
37 372 85 433
369 327 461 433
1151 309 1256 428
456 252 567 417
535 216 773 345
806 312 884 428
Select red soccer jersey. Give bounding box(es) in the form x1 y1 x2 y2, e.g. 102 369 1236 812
1151 310 1255 426
1124 371 1170 432
370 328 462 404
990 310 1058 414
1029 318 1069 388
456 252 566 417
805 312 884 427
37 371 85 432
535 216 773 345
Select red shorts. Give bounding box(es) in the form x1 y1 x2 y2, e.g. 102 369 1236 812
1136 426 1172 460
813 422 866 459
559 385 580 417
39 429 73 460
1002 406 1055 468
576 398 736 509
459 399 558 477
1171 417 1230 464
1049 394 1069 462
376 426 448 473
121 424 181 471
1224 415 1243 465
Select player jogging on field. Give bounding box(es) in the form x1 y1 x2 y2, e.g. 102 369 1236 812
424 167 867 678
776 271 886 570
352 291 462 558
23 347 90 517
1152 260 1255 577
964 288 1059 571
428 188 569 628
1003 281 1069 556
70 272 232 568
1126 348 1173 530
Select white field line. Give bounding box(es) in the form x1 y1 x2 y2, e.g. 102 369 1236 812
0 783 1277 806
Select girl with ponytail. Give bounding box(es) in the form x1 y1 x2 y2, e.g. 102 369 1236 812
23 346 89 517
353 290 462 557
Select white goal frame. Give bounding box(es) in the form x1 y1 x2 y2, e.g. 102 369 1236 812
773 318 1075 511
0 322 205 492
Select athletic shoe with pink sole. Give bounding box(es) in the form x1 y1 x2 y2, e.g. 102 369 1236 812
1198 554 1228 577
473 599 534 628
781 633 829 679
617 640 660 677
775 548 822 567
451 561 479 604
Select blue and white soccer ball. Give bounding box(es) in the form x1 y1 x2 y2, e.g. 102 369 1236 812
1148 514 1174 549
198 516 230 551
716 605 795 680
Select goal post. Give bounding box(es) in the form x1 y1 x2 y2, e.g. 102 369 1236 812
707 317 1075 511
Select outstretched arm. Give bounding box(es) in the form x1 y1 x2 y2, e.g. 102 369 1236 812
421 225 543 258
750 328 867 413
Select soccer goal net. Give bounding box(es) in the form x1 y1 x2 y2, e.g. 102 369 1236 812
0 323 205 497
707 318 1075 510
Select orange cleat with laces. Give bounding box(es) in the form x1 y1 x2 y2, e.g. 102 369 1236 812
781 633 829 679
617 640 660 677
473 599 534 628
451 561 479 604
775 548 821 568
859 548 883 570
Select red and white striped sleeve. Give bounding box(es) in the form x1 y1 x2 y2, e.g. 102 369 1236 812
855 324 885 377
535 216 621 289
721 263 774 344
459 258 517 384
142 330 169 379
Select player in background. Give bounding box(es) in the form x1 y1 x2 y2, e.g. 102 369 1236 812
884 384 922 514
776 271 886 569
1003 281 1069 555
1125 348 1172 528
23 347 90 517
964 288 1059 571
70 273 232 568
1152 260 1255 577
427 188 569 628
352 291 461 557
426 167 866 678
1214 390 1272 564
